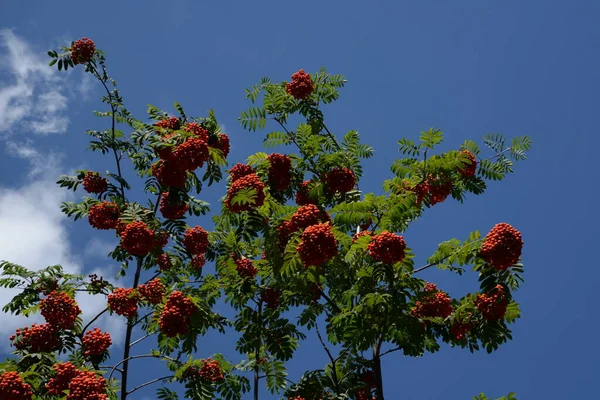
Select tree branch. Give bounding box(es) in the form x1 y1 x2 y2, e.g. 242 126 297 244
316 323 339 389
127 376 173 396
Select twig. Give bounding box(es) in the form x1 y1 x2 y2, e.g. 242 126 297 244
316 324 339 389
81 308 108 337
108 354 179 381
127 375 173 395
129 334 151 348
379 346 402 357
483 147 511 162
318 288 341 313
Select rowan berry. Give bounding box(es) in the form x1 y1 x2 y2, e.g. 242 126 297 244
82 172 108 194
480 223 523 270
107 288 139 318
367 231 406 264
70 38 95 65
0 371 33 400
324 167 356 194
88 201 119 230
82 328 111 357
267 153 292 191
286 69 314 99
40 291 81 330
225 173 266 213
160 192 188 219
183 226 209 255
297 223 338 267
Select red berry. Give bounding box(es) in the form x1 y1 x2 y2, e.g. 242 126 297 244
191 254 206 271
225 173 265 213
70 38 95 65
267 153 292 191
352 230 373 243
183 226 209 255
159 291 197 337
88 202 119 230
262 288 281 309
107 288 139 318
152 160 187 188
361 370 377 389
156 253 172 271
291 204 331 231
82 172 108 194
367 231 406 264
450 320 473 340
480 223 523 270
355 387 372 400
277 220 297 252
82 328 111 357
229 163 254 182
119 221 156 256
67 370 108 400
199 358 224 382
411 283 453 319
324 168 356 194
458 150 477 177
174 137 209 171
211 133 230 158
0 371 33 400
235 258 258 278
286 69 314 100
10 323 61 353
405 181 430 206
154 117 181 131
138 278 165 305
40 291 81 330
475 285 509 321
427 175 452 205
295 179 317 205
183 122 209 142
160 192 188 219
46 362 79 395
297 223 338 267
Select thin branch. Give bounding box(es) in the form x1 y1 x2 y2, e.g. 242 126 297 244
258 374 297 385
129 334 151 348
482 147 511 162
316 324 339 389
318 288 341 313
81 308 108 336
379 346 402 357
127 375 173 395
108 354 179 381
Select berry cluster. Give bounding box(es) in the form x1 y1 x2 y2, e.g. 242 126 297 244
183 122 209 142
67 370 108 400
40 291 81 330
107 288 139 318
138 278 165 304
10 323 61 353
225 173 266 213
324 167 356 194
82 172 108 194
89 274 108 293
450 320 473 340
156 253 172 271
286 69 314 100
458 150 477 177
154 117 181 131
199 358 225 382
159 291 197 337
297 223 338 267
82 328 112 357
0 371 33 400
475 285 509 321
361 369 377 388
355 387 373 400
262 288 281 309
88 201 120 230
160 191 189 219
367 231 407 264
229 163 255 182
295 180 317 205
267 153 292 191
70 37 95 65
175 137 210 170
191 254 206 271
352 230 372 243
411 283 453 319
405 181 430 206
480 223 523 270
235 258 258 278
428 175 453 205
119 221 161 256
46 362 79 395
291 205 331 230
152 160 187 188
211 133 230 158
183 226 209 255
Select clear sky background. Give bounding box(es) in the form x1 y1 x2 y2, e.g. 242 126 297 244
1 1 599 399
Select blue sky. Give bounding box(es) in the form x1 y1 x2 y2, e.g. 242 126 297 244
1 0 599 399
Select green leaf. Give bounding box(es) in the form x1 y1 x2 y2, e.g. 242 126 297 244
419 127 444 149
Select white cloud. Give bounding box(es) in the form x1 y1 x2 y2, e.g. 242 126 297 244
0 29 69 135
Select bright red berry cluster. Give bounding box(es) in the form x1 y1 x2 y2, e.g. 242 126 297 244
70 38 95 65
225 173 266 213
82 328 111 357
295 180 316 205
267 153 292 191
229 163 254 182
212 133 230 158
183 226 209 255
160 191 188 219
119 221 159 256
156 253 172 271
405 180 430 206
367 231 407 264
88 201 120 230
450 320 473 340
0 371 33 400
107 288 139 318
40 291 81 330
291 205 331 230
235 258 258 278
10 323 61 353
480 223 523 270
138 278 165 305
458 150 477 177
175 137 210 171
475 285 509 321
46 362 79 395
67 370 108 400
262 288 281 309
324 167 356 194
286 69 314 100
152 160 187 188
297 223 338 267
191 254 206 271
428 175 453 205
411 283 453 319
183 122 209 142
82 172 108 194
159 291 197 337
154 117 181 131
199 358 225 382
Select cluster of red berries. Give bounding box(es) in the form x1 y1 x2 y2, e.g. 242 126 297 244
367 231 407 264
89 274 108 292
82 172 108 194
156 253 172 271
286 69 314 100
458 150 477 177
324 167 356 194
267 153 292 191
211 133 230 158
191 254 206 271
403 180 429 206
428 175 453 205
159 291 197 337
46 362 79 395
67 370 108 400
475 285 509 321
160 191 189 219
361 369 377 388
229 163 254 182
262 288 281 309
70 37 95 65
355 387 375 400
40 291 81 330
450 320 473 340
88 201 120 230
235 258 258 278
278 205 331 251
138 278 165 304
107 288 139 318
352 230 372 243
175 137 210 170
225 173 266 213
0 371 33 400
480 223 523 270
183 226 209 255
155 117 181 131
297 223 338 267
411 283 453 319
119 221 163 256
199 358 225 382
295 180 317 205
183 122 209 142
82 328 112 357
152 160 187 188
10 323 61 353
